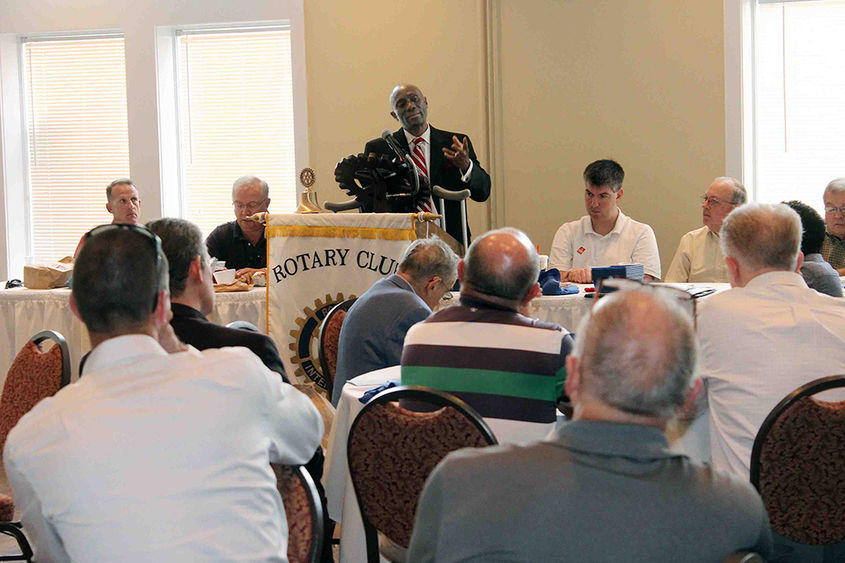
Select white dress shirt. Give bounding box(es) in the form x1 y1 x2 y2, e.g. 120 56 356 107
697 271 845 480
3 334 323 562
548 211 661 279
665 226 729 283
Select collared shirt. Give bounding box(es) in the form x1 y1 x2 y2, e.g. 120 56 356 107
800 253 843 297
402 126 473 182
821 231 845 269
665 226 729 283
698 271 845 480
3 334 323 562
548 210 661 278
407 420 772 562
206 220 267 270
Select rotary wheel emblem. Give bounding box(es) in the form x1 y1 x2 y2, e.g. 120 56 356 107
288 292 354 390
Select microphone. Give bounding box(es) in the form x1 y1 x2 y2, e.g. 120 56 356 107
381 129 409 159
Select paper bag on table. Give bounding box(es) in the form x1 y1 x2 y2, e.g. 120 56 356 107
23 257 74 289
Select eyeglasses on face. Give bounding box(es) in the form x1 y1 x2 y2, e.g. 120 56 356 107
700 194 734 206
233 200 267 213
824 205 845 215
82 223 164 311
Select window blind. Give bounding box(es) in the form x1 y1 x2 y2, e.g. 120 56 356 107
176 25 296 236
23 35 130 262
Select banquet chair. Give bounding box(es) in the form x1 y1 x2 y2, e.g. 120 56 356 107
273 464 324 563
226 320 260 332
750 374 845 552
346 386 497 563
0 330 71 562
317 298 356 392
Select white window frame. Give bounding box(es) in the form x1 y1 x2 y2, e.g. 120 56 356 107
0 29 127 276
155 20 310 220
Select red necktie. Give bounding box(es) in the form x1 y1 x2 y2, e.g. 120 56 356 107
411 137 434 213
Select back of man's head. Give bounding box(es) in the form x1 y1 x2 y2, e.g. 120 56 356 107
73 226 168 335
147 218 208 298
573 289 696 419
399 237 459 288
584 159 624 192
720 203 801 272
784 200 825 255
463 228 540 302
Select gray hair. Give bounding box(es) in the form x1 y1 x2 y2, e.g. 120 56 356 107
146 218 209 297
399 236 459 287
573 288 697 418
464 227 540 301
713 176 747 204
106 178 135 201
824 177 845 199
232 175 269 199
720 202 801 272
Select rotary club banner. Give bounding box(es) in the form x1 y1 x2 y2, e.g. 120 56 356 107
266 213 417 393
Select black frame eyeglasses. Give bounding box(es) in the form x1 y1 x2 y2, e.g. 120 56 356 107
82 223 164 311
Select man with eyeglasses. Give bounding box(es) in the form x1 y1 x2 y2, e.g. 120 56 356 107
548 159 660 283
821 177 845 275
206 175 271 283
407 287 772 562
665 177 747 283
4 224 323 561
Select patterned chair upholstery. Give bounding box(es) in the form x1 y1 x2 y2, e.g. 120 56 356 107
317 298 356 392
0 330 70 562
347 386 497 563
273 464 323 563
750 374 845 546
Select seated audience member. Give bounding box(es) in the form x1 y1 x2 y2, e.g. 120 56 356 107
206 175 270 283
407 287 772 562
401 228 574 444
665 177 747 283
822 177 845 274
548 159 660 283
74 178 141 257
698 203 845 482
332 237 458 406
4 225 322 561
148 217 290 379
784 200 843 297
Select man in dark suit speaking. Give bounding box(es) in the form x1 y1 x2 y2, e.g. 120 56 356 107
364 84 491 243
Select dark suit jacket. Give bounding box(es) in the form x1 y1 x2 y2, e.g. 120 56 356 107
170 303 289 382
364 126 491 243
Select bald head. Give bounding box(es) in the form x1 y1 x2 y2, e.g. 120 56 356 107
573 289 697 419
720 202 801 274
462 228 540 303
389 83 429 137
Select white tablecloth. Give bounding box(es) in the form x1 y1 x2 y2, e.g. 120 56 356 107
0 287 268 388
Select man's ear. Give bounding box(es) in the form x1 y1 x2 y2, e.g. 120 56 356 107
795 251 804 273
427 276 442 293
390 111 398 121
680 378 703 416
152 290 171 327
457 260 465 283
69 294 82 321
265 197 271 210
105 201 113 214
564 355 580 402
725 256 741 287
522 282 542 307
188 255 203 282
616 188 623 201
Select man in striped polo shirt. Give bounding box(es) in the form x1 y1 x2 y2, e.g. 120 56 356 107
401 227 573 444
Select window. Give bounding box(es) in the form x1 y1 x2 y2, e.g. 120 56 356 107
733 0 845 211
22 34 130 261
174 25 296 236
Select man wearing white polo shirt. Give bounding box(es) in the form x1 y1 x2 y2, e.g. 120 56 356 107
549 159 660 283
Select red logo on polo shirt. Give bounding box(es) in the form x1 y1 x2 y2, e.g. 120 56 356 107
577 246 586 255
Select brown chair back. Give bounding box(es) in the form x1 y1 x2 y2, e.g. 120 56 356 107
0 330 70 453
273 464 324 563
750 374 845 545
317 298 356 391
347 386 497 563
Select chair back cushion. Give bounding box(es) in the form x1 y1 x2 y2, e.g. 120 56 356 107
0 340 64 453
321 309 346 385
758 396 845 544
347 403 490 548
274 464 313 563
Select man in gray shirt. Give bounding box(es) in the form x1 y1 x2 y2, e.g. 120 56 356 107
785 200 842 297
407 287 772 562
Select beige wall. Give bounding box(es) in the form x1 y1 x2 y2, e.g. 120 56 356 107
494 0 726 271
303 0 492 237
